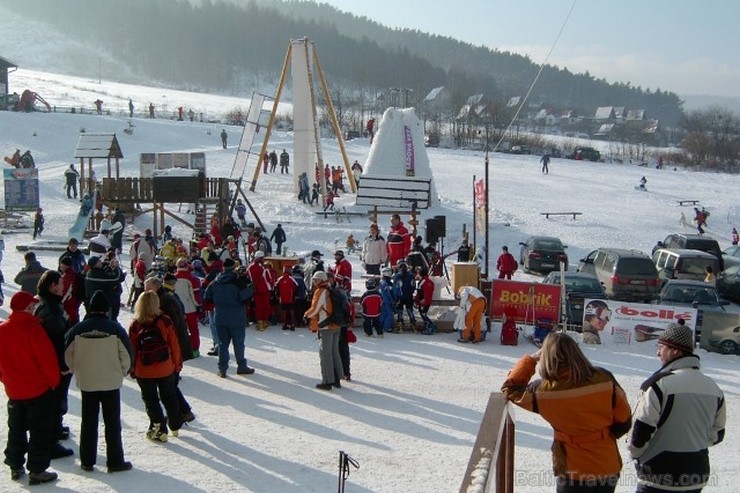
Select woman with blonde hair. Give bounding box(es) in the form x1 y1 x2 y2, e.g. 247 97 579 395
129 291 183 443
501 332 632 493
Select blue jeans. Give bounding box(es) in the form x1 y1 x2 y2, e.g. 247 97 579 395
217 323 247 372
208 311 219 347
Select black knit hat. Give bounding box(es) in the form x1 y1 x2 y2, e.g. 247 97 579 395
89 290 110 313
223 258 236 270
658 323 694 354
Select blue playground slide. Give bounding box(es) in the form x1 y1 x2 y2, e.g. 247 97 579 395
68 190 97 240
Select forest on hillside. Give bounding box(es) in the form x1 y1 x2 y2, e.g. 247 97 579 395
3 0 684 127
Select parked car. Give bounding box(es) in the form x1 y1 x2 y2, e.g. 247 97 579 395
660 233 723 271
509 144 532 154
345 130 361 140
577 248 660 302
716 264 740 303
721 245 740 269
569 146 601 161
424 133 440 147
519 236 568 274
706 325 740 355
542 271 607 326
652 248 720 284
657 279 728 342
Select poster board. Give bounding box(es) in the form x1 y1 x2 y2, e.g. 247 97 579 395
3 168 39 211
140 152 207 178
490 280 561 323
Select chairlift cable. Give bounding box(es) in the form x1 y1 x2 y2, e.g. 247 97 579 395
492 0 579 153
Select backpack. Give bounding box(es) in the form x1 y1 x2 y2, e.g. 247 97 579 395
138 317 170 365
500 317 519 346
319 286 353 328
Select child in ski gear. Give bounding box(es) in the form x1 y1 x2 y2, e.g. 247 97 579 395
361 279 383 337
270 224 286 256
33 208 44 240
378 267 397 333
323 190 336 211
732 227 738 246
393 261 416 331
502 333 632 492
638 176 647 189
414 268 436 334
693 207 707 235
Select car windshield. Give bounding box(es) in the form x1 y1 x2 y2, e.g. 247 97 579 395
566 278 603 293
534 239 563 251
663 285 720 305
681 258 715 275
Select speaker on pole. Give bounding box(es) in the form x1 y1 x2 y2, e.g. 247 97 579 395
425 218 440 244
433 215 447 238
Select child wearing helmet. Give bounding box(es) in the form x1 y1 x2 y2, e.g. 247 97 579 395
361 278 383 337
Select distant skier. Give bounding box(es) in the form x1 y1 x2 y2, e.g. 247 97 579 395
94 99 103 115
64 164 80 198
148 102 155 118
279 149 290 174
33 208 44 240
366 118 376 144
732 227 739 246
128 98 134 118
220 129 228 149
540 153 550 174
694 207 708 235
269 150 278 173
638 176 647 190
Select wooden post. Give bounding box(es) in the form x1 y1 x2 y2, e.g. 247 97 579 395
249 43 292 192
312 43 355 193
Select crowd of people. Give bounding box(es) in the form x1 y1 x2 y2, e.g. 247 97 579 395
0 200 729 490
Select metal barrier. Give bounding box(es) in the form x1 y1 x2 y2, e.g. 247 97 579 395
459 393 515 493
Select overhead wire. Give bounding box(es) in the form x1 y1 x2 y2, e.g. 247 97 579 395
491 0 579 152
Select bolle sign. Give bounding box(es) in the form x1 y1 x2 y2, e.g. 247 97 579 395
491 280 561 322
587 299 697 344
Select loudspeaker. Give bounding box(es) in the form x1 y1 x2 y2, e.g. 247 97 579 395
425 218 440 244
433 215 447 238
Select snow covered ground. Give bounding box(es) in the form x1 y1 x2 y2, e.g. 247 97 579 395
0 70 738 492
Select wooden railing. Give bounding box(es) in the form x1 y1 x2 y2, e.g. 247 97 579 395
459 393 515 493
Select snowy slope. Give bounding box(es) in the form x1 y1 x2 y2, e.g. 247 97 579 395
0 70 737 492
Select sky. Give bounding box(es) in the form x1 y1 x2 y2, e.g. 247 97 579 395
0 69 738 492
313 0 740 98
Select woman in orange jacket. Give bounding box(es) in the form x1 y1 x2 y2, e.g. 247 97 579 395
501 332 631 492
129 291 183 443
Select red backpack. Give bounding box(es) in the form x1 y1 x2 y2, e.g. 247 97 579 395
500 317 519 346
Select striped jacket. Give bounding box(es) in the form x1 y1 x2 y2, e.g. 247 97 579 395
629 355 725 491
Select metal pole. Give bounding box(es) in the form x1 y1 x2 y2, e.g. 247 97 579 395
484 146 490 279
472 174 477 259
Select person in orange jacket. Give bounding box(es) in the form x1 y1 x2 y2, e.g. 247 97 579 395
128 291 183 443
501 333 632 492
303 271 343 390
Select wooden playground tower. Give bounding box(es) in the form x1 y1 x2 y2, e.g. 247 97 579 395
76 133 256 238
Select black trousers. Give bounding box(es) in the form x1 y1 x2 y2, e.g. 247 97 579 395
337 326 350 378
52 373 72 441
80 389 125 468
4 390 54 474
136 374 182 433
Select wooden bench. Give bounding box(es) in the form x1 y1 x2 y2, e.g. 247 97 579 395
540 212 582 219
677 200 700 206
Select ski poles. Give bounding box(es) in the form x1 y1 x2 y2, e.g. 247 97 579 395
337 450 359 493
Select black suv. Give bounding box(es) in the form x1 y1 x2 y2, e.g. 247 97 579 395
660 233 723 271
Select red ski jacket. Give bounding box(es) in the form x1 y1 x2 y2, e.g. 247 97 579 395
276 273 298 304
361 290 383 317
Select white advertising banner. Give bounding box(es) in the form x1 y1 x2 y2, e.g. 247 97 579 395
583 299 697 344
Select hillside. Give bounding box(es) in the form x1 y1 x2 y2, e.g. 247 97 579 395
0 0 683 126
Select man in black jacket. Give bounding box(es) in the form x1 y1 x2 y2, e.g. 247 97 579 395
84 256 125 321
34 271 74 458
